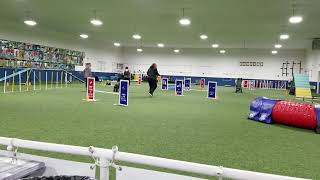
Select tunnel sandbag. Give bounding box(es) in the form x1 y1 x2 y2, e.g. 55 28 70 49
248 97 278 124
272 101 318 130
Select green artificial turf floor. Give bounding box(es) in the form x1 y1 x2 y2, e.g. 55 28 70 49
0 83 319 179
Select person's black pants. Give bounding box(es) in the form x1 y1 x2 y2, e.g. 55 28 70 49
123 77 131 85
148 77 158 95
85 78 87 88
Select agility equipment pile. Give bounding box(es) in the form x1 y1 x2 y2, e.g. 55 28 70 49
249 97 320 133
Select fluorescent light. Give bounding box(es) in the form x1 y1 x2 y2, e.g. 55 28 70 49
280 34 290 40
157 43 164 48
174 49 180 53
271 50 278 54
90 19 103 26
137 48 143 52
289 16 303 24
211 44 219 48
200 34 208 40
219 50 226 54
179 18 191 26
274 44 282 48
132 34 142 40
24 20 37 26
80 34 88 39
114 42 121 47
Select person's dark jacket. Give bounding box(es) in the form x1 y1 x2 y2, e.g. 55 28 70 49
124 70 130 79
147 67 160 79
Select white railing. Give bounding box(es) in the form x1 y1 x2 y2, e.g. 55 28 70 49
0 137 310 180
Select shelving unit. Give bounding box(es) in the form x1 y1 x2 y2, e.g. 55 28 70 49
0 39 85 70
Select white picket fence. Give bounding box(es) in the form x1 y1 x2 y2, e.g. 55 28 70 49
0 137 311 180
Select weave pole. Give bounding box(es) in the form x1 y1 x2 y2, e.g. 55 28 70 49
51 71 53 89
19 72 21 92
3 71 6 93
60 71 63 88
65 72 68 88
39 71 41 90
12 70 15 93
26 71 29 91
33 71 36 91
56 72 58 88
45 71 48 90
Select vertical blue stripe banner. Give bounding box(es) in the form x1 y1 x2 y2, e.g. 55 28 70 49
162 78 168 90
175 80 183 96
119 80 129 106
184 78 191 91
208 81 217 99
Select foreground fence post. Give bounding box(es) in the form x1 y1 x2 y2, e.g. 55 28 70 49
99 157 109 180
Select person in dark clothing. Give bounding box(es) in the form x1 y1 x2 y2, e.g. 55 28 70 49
235 78 243 93
289 78 295 95
83 63 93 88
123 66 131 85
147 63 160 96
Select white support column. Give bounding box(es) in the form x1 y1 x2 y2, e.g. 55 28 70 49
4 71 7 93
19 72 21 92
99 157 109 180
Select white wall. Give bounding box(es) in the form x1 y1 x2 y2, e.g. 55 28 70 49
305 49 320 82
122 47 306 80
0 31 122 73
0 29 308 80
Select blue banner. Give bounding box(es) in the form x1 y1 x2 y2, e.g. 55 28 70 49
161 78 168 90
184 78 191 91
208 81 217 99
119 80 129 106
175 80 183 96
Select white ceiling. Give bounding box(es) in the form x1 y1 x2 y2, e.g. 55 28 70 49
0 0 319 49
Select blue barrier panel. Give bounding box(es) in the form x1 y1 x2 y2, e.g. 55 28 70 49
248 97 278 124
